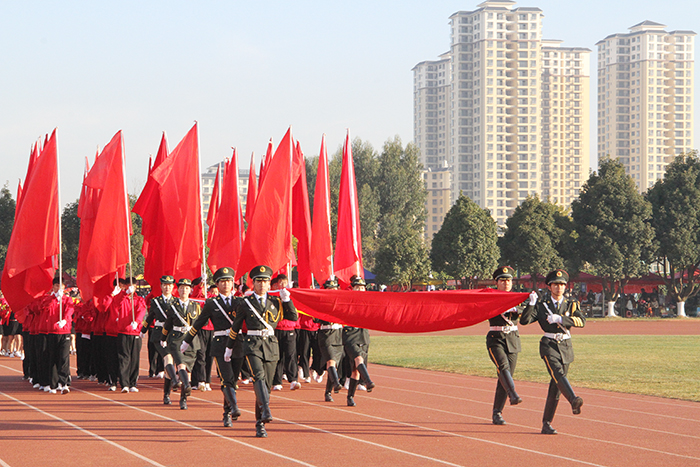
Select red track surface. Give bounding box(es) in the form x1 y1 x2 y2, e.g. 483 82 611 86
1 320 699 467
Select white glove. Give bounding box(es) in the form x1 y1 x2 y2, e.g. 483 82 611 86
126 285 135 295
180 341 190 353
160 341 167 348
279 288 291 302
130 321 138 330
244 290 254 297
224 347 232 362
112 285 121 296
57 319 67 329
529 291 538 306
138 331 146 339
52 289 64 300
547 314 563 324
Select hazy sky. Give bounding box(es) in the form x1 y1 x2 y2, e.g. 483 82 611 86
1 1 697 204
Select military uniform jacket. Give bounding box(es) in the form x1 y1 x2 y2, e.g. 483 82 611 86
486 306 521 354
140 295 173 343
226 293 298 363
520 298 585 365
185 295 241 358
161 300 201 352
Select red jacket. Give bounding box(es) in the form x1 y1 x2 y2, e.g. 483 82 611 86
109 292 147 336
298 313 319 332
74 301 97 334
36 293 74 334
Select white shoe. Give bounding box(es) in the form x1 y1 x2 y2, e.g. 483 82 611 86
290 381 301 390
272 384 283 391
314 374 324 384
298 367 304 380
156 371 164 379
358 384 367 391
42 386 51 392
57 384 64 391
49 389 57 394
240 378 251 385
61 387 70 394
121 387 129 393
28 377 33 384
344 380 350 390
0 350 6 356
108 386 117 392
282 374 288 381
204 383 211 391
33 384 41 389
197 382 206 391
304 377 311 384
129 387 139 393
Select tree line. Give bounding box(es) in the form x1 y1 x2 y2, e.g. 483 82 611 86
1 141 699 309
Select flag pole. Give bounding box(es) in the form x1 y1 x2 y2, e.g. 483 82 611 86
56 131 63 322
121 132 135 323
196 122 208 285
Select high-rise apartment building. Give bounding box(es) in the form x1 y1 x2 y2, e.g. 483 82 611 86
422 164 453 242
201 162 250 221
414 0 590 228
597 21 695 191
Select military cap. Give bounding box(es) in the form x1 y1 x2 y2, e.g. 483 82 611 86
351 276 367 287
160 275 175 284
545 269 569 285
191 276 203 287
177 278 192 287
493 266 515 281
250 265 272 280
213 267 235 283
323 278 339 289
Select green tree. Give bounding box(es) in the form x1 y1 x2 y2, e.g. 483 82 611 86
129 194 145 277
430 193 499 288
498 196 571 290
61 201 80 276
646 151 700 316
0 184 16 271
571 158 655 314
373 137 430 287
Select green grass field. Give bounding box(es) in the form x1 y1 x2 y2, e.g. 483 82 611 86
370 335 700 401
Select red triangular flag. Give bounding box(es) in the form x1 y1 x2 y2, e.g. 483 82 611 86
236 128 294 279
206 163 221 246
334 130 363 288
245 153 258 224
309 134 334 284
292 141 312 288
1 130 60 311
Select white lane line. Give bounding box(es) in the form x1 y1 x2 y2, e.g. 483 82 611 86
0 457 12 467
377 371 700 425
297 391 700 463
0 391 167 467
271 394 610 467
375 365 700 410
0 365 316 467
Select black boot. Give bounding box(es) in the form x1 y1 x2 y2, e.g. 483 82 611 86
178 369 192 397
222 385 241 420
492 411 506 425
180 390 188 410
542 380 560 432
223 412 232 427
163 378 171 405
557 377 583 415
327 365 342 392
356 363 375 392
255 420 267 438
253 380 272 423
324 377 334 402
347 378 359 407
498 369 522 405
165 363 179 389
541 422 557 435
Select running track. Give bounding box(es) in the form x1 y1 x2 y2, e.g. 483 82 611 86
1 322 698 467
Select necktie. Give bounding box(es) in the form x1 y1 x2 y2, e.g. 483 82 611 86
259 297 264 308
225 297 230 307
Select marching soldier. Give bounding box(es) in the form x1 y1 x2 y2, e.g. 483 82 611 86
316 278 344 402
520 269 585 435
181 267 243 427
140 276 179 404
161 278 201 410
487 266 523 425
342 275 375 407
224 265 298 438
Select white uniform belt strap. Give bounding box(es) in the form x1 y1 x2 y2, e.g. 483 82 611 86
213 330 229 337
543 332 571 341
489 325 518 333
320 323 343 330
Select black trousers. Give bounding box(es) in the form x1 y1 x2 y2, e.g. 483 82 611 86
22 331 34 379
146 328 163 376
104 335 119 386
487 342 518 413
542 353 570 424
247 354 277 391
76 334 93 377
214 355 243 388
118 334 142 388
193 329 214 385
273 329 298 385
39 334 70 389
296 329 321 379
